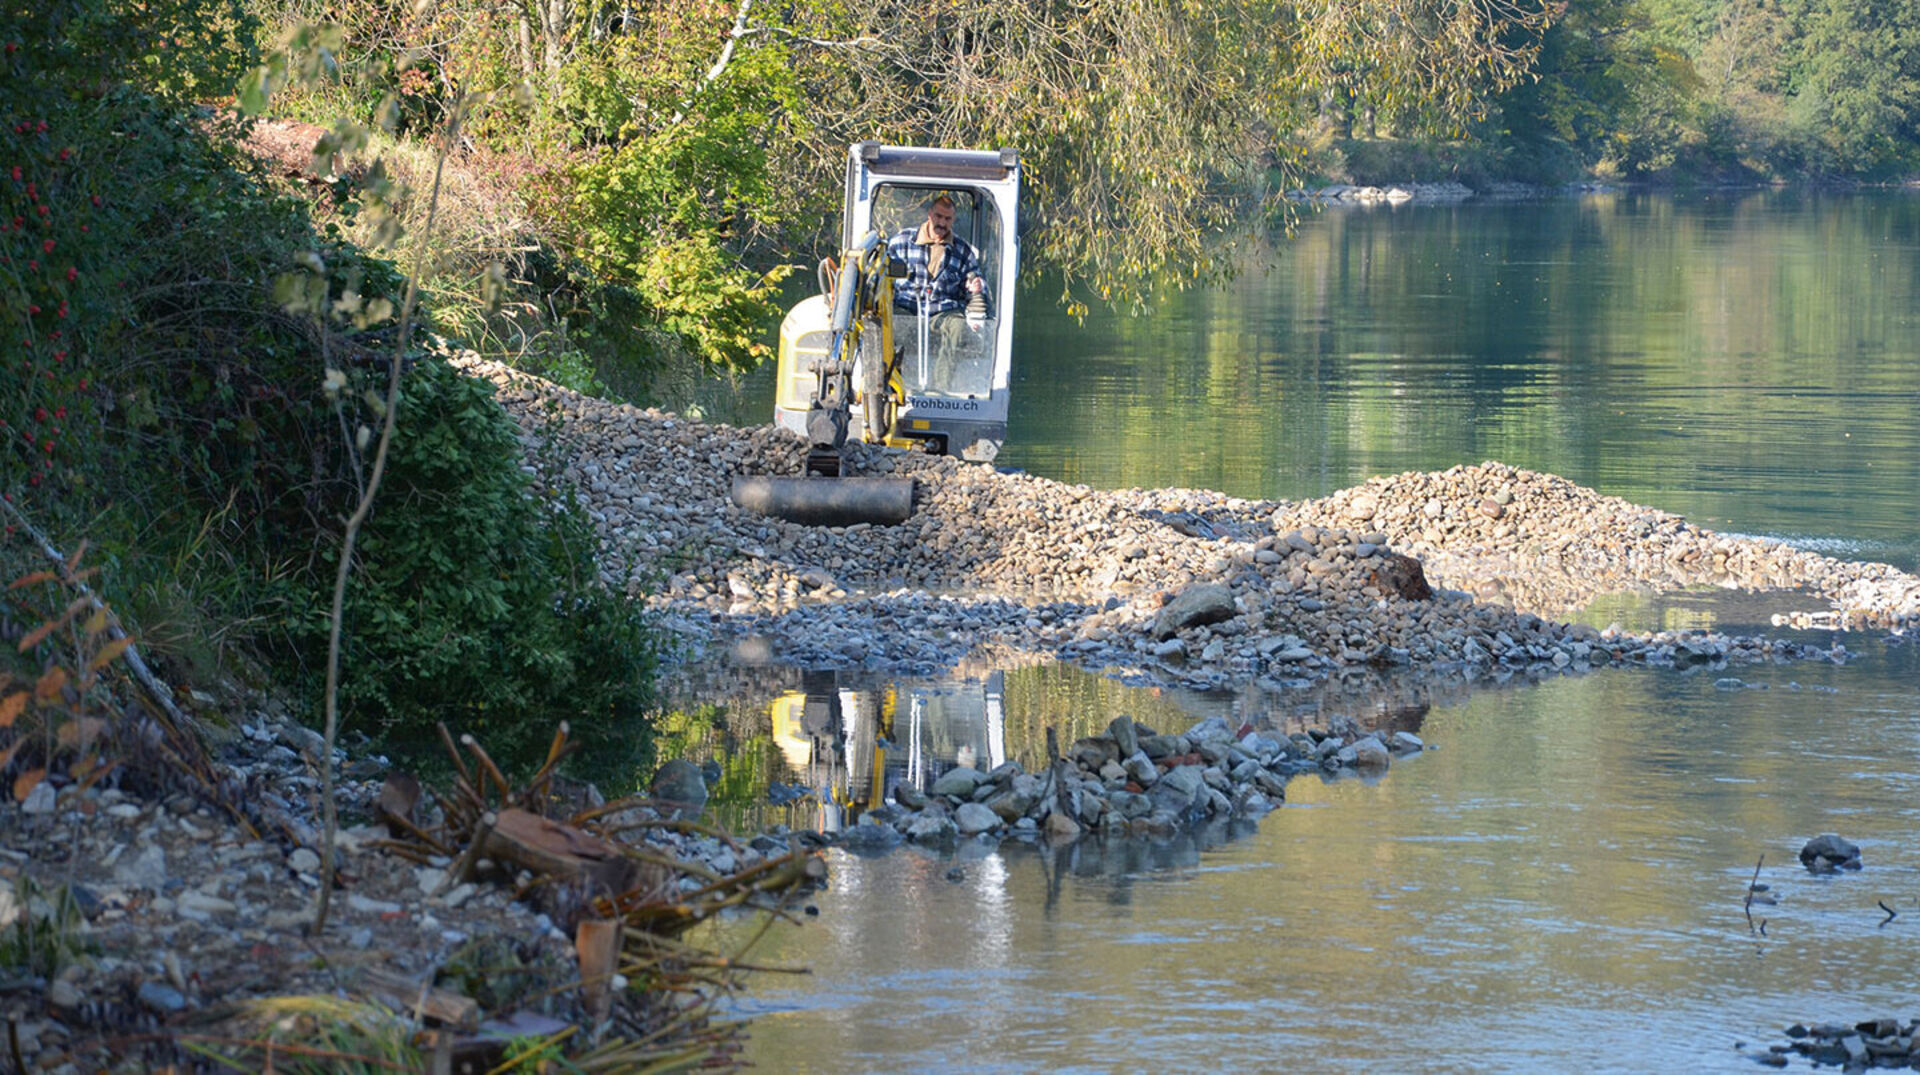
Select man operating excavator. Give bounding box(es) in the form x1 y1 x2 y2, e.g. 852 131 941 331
888 193 987 316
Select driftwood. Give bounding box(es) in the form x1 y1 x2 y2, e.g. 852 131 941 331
376 772 422 837
576 918 622 1024
359 968 481 1030
481 807 641 897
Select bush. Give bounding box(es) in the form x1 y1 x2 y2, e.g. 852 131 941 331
289 354 656 776
5 0 659 777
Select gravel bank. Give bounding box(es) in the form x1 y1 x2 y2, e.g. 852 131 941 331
458 357 1920 690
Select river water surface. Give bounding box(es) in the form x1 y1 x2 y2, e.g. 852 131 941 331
702 191 1920 1071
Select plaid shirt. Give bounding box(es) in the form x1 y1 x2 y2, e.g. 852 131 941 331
888 223 986 316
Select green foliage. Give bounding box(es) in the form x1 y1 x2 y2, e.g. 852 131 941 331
1481 0 1920 181
6 0 661 779
541 35 805 373
292 354 657 774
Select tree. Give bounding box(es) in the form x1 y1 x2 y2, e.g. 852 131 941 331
1494 0 1702 178
736 0 1558 306
1792 0 1920 170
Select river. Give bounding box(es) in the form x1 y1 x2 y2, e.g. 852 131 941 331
697 191 1920 1072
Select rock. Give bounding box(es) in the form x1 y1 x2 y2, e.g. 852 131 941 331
1123 753 1158 787
1344 735 1391 770
930 767 986 798
1138 735 1178 760
954 802 999 836
1799 833 1862 871
1149 765 1206 814
838 820 903 853
984 774 1043 822
47 978 83 1011
1369 553 1433 600
904 813 956 844
20 781 57 815
287 848 321 874
649 759 709 817
176 891 237 919
1151 584 1236 640
1183 716 1233 744
346 894 402 915
114 844 168 891
1044 811 1082 839
1107 715 1139 758
137 980 188 1014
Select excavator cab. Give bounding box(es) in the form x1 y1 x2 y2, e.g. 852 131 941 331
774 143 1021 463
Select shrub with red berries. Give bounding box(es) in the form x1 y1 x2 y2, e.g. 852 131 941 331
1 110 100 501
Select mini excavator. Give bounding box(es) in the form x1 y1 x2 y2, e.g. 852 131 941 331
731 142 1021 527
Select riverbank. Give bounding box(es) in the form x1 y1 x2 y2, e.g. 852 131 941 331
0 698 816 1071
458 355 1919 699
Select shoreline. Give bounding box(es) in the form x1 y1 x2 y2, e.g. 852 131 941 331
461 356 1919 701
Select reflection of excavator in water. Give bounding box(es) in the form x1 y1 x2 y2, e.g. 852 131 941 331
731 143 1022 528
768 670 1008 832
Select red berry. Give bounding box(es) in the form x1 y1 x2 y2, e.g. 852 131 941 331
7 166 17 181
89 195 100 207
58 148 70 161
66 266 76 280
33 407 45 421
53 407 64 418
41 238 52 252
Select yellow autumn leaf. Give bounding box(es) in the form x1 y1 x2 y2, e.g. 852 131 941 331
0 690 25 728
89 637 134 671
35 666 69 702
12 768 45 804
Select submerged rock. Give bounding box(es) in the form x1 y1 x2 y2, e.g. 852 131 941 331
1798 833 1862 872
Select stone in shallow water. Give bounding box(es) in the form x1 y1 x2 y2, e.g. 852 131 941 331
1799 833 1862 871
905 814 955 844
954 802 999 836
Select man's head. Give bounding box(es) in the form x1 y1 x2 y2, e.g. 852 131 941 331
925 195 956 241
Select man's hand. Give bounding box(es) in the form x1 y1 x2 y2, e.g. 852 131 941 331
965 275 984 294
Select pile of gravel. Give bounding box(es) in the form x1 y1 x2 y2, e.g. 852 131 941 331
456 357 1918 692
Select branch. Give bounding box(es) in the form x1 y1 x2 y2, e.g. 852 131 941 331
665 0 883 127
312 93 464 938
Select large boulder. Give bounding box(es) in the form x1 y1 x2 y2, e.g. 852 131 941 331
1799 834 1862 872
1152 584 1237 640
649 759 708 817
